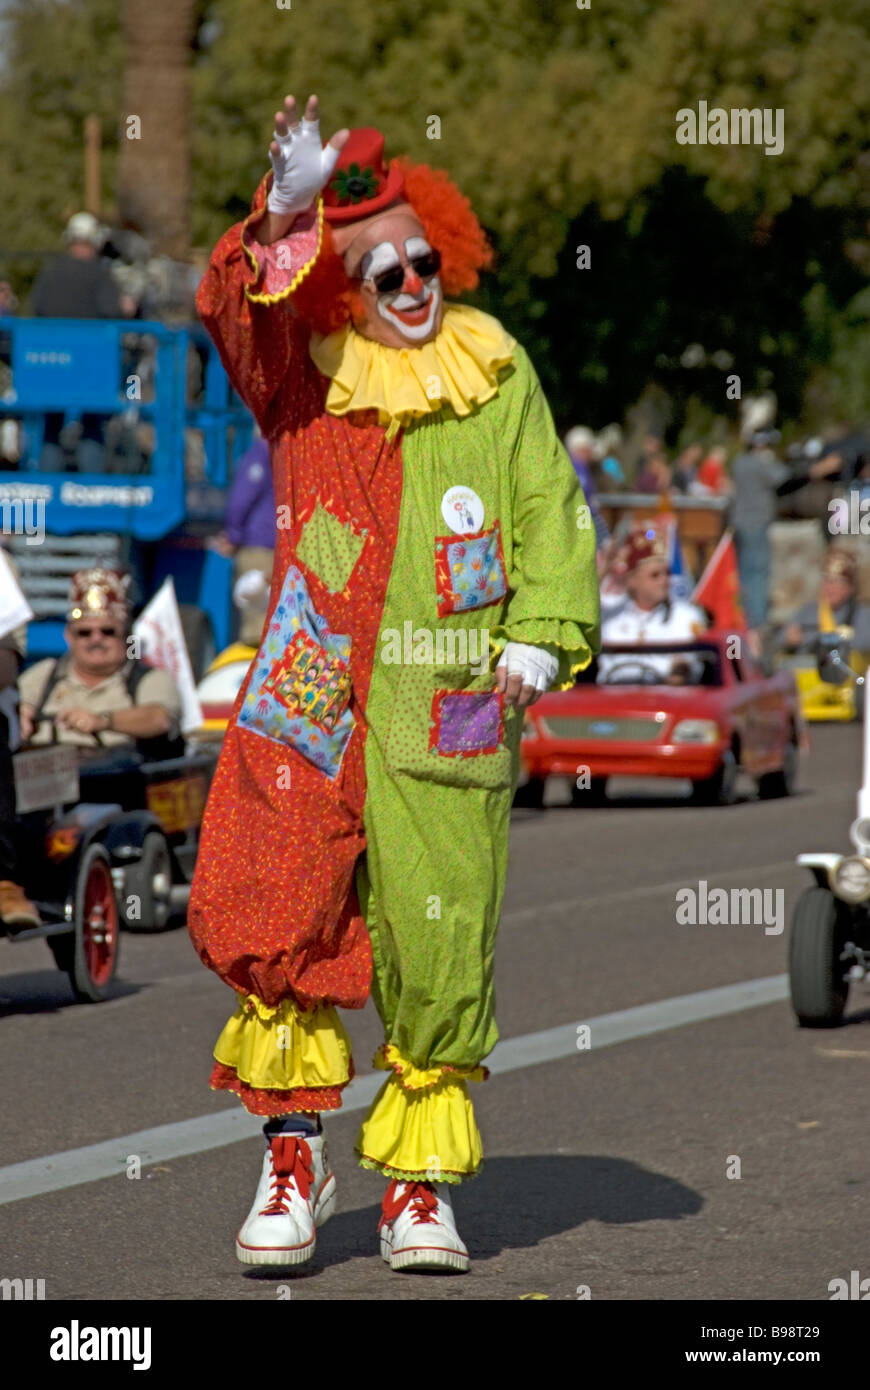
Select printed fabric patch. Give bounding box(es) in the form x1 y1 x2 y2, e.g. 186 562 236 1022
296 502 366 595
238 566 354 779
429 689 504 758
434 521 507 617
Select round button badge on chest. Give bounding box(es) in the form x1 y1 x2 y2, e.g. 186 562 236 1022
441 486 484 535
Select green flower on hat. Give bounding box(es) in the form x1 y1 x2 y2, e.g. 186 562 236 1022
330 163 379 204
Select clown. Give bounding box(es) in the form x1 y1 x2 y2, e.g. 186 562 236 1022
190 94 599 1273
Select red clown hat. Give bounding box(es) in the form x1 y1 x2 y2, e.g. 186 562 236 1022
322 127 405 223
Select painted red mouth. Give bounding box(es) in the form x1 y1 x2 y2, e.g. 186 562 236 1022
389 297 433 327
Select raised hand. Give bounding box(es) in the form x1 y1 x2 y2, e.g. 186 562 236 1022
267 94 349 216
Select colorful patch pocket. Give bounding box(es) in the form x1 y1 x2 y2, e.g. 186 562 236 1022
434 522 507 618
429 689 504 757
238 565 354 780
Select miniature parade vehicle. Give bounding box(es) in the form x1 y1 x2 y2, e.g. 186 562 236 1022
789 633 870 1027
516 632 802 808
5 731 218 1002
776 648 867 723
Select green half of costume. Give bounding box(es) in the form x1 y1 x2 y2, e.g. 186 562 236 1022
352 335 600 1181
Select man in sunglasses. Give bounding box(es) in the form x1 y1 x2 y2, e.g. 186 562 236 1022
18 568 182 750
191 96 600 1275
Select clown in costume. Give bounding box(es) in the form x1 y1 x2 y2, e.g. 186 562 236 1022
189 94 600 1273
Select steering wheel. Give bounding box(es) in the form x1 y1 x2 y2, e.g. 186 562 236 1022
600 658 666 686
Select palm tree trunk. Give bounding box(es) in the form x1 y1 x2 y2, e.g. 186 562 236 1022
117 1 196 259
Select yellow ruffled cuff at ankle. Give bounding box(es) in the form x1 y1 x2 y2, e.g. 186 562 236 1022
372 1042 488 1090
355 1067 484 1182
213 995 352 1091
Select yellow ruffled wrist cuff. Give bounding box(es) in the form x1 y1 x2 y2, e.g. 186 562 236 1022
213 994 353 1092
355 1045 487 1184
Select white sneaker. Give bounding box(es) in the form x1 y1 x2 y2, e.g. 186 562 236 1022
236 1133 336 1267
378 1179 469 1272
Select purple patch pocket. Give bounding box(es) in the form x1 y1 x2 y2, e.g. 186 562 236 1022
429 689 504 758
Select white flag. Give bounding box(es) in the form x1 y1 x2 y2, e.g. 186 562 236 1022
132 578 203 734
0 548 34 642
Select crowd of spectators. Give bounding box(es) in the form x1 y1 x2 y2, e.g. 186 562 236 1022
563 417 870 648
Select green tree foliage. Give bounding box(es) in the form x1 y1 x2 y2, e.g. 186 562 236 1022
0 0 123 281
1 0 869 431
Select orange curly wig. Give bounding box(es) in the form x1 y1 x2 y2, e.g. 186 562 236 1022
292 156 494 336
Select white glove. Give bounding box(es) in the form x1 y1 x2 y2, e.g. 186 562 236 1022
233 569 269 608
267 113 342 216
496 641 559 693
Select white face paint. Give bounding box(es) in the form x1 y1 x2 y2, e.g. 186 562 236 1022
359 235 443 343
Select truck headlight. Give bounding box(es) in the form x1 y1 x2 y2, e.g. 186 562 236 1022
831 856 870 904
671 719 721 745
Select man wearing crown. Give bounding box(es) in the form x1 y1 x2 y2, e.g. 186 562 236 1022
599 528 708 683
18 568 182 750
189 94 600 1273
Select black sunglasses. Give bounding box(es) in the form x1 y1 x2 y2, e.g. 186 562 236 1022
73 626 119 638
361 248 441 294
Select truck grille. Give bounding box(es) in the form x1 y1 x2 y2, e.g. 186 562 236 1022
543 715 663 741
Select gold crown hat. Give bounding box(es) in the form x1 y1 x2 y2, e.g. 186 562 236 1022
822 548 857 583
67 567 131 624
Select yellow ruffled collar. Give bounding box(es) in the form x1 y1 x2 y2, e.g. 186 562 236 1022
309 303 516 439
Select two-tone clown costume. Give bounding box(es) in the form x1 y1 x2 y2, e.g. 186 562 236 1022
189 107 600 1271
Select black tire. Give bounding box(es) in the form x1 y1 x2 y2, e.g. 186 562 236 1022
691 747 738 806
570 776 608 807
758 737 798 800
788 886 850 1027
121 832 173 932
513 775 546 809
178 603 215 682
68 843 120 1003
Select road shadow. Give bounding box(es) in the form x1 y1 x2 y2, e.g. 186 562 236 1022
242 1154 702 1280
0 968 139 1016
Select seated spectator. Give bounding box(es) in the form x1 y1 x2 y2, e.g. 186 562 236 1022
689 447 732 497
19 568 182 753
777 549 870 656
635 452 673 495
672 442 703 493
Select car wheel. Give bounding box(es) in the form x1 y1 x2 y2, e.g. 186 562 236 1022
757 737 798 799
68 844 120 1003
690 747 738 806
570 776 608 807
513 775 546 809
121 832 173 932
788 886 850 1027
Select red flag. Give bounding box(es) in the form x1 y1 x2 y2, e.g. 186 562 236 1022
691 530 746 631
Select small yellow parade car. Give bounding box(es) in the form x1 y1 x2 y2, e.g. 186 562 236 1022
779 640 868 722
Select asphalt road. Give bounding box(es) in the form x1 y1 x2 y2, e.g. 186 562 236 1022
1 725 868 1302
